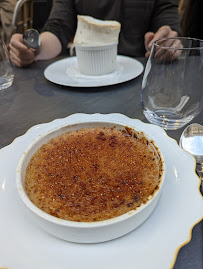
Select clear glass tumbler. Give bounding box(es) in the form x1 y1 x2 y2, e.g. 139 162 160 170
141 37 203 130
0 38 14 90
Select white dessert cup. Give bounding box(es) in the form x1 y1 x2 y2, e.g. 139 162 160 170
75 42 118 75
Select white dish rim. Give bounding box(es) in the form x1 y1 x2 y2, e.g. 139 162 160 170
44 55 144 87
0 113 202 269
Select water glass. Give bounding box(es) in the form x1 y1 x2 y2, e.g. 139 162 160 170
0 38 14 90
141 37 203 130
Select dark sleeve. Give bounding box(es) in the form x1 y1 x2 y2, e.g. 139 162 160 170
150 0 181 34
42 0 77 53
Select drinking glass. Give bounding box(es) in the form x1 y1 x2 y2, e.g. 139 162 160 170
141 37 203 130
0 38 14 90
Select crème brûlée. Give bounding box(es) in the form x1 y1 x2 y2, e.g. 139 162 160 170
25 127 164 222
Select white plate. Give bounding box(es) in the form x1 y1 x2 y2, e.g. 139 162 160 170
44 56 144 87
0 113 202 269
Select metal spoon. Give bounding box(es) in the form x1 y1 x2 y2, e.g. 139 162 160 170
179 123 203 190
23 29 40 49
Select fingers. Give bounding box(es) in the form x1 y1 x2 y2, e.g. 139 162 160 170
154 38 183 63
10 50 36 67
144 26 180 61
145 32 154 52
9 34 36 67
145 51 151 58
148 26 178 50
155 38 182 59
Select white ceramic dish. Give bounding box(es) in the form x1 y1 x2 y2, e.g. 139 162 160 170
44 55 144 87
0 114 202 269
75 43 117 75
16 121 165 244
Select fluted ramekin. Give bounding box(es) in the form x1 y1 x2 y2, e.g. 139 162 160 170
75 42 118 75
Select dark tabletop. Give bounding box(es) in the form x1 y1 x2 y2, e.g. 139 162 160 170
0 56 202 268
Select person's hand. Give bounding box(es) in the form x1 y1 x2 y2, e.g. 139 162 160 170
9 34 38 67
144 25 178 58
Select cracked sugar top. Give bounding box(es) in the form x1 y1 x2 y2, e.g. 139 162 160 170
25 127 163 222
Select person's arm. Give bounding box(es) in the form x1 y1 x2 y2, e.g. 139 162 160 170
150 0 181 34
42 0 77 54
35 32 62 60
144 25 178 58
9 31 62 67
144 0 181 57
9 0 77 67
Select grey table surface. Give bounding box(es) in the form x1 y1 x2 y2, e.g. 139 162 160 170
0 56 202 268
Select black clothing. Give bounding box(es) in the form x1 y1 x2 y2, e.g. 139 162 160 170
43 0 181 57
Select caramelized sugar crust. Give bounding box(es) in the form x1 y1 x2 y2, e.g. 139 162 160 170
25 127 162 222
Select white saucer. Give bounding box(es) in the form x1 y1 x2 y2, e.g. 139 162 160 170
44 56 144 87
0 113 202 269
